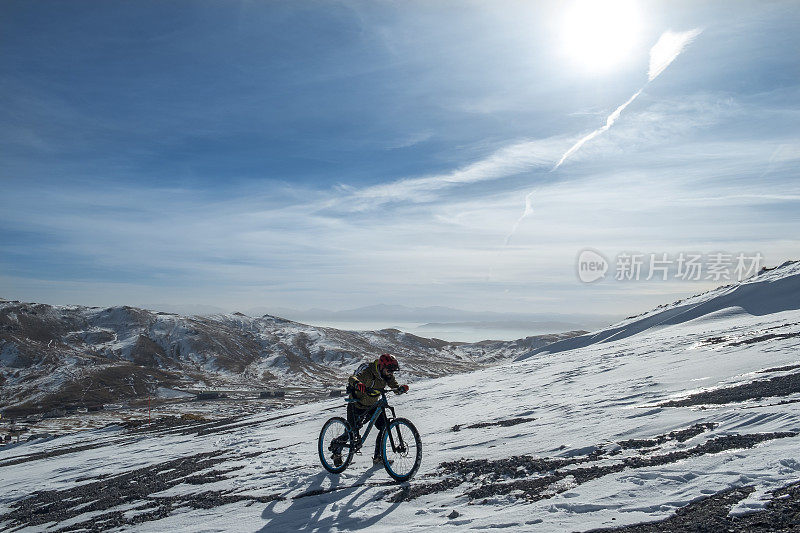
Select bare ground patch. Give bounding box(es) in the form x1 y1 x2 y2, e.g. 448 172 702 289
389 430 797 504
618 422 716 449
593 480 800 532
0 449 282 532
660 373 800 407
450 417 537 432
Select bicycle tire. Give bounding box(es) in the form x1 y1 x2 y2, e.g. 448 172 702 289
318 416 355 474
380 417 422 482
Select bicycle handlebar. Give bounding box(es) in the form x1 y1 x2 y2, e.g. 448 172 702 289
346 385 405 397
347 385 382 395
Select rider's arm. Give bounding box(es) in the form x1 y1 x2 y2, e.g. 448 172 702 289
386 372 401 392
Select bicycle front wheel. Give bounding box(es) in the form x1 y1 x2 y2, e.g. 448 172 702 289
319 416 355 474
380 417 422 482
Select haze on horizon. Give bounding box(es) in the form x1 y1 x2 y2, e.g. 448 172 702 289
1 1 799 323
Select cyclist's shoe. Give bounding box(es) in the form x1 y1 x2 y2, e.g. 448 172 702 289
373 456 393 465
329 435 347 453
332 453 343 467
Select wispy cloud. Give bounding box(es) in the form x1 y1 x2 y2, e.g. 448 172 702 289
335 137 568 210
554 29 702 172
2 1 798 319
2 128 798 314
648 29 703 81
502 28 702 245
337 29 706 242
503 190 536 246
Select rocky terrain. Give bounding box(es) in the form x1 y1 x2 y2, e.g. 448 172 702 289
0 301 583 417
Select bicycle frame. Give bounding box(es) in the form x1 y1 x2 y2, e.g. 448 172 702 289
345 391 405 453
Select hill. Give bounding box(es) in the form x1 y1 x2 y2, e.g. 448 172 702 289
517 260 800 360
0 302 581 416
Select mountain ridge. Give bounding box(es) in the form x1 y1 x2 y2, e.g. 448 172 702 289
0 301 582 417
517 260 800 360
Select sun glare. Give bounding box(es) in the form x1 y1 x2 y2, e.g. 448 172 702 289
561 0 643 73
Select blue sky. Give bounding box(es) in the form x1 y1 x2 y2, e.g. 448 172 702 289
1 0 799 319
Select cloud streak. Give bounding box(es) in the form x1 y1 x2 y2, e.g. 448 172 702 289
505 28 702 243
552 89 643 170
648 29 703 81
554 29 702 172
299 30 704 218
331 137 567 211
3 132 798 314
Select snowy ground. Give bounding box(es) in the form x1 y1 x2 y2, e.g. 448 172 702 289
2 294 799 531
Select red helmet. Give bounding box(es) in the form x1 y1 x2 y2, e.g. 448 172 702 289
378 353 399 373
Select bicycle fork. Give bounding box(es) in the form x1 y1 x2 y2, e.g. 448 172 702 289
384 406 407 455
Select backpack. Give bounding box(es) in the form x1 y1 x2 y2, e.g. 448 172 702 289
353 362 369 376
347 362 371 397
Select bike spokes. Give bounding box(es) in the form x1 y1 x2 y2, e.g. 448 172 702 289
381 418 422 482
319 417 355 474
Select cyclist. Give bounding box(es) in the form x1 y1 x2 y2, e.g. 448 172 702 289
333 353 409 466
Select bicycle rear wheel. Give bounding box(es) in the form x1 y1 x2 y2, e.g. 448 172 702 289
319 416 355 474
380 417 422 482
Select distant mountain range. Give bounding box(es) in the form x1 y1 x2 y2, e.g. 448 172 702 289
250 304 620 328
140 302 619 333
417 320 592 331
0 301 584 417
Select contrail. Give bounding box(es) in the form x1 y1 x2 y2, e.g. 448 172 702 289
552 88 643 170
504 189 536 246
505 28 702 242
553 29 702 172
648 28 702 81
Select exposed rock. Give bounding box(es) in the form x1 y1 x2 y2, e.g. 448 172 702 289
0 300 581 416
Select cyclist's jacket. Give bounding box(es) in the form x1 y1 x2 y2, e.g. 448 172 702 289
348 360 401 408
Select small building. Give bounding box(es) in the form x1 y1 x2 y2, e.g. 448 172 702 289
259 391 273 399
196 392 222 401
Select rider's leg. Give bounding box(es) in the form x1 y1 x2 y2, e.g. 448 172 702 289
346 402 358 429
332 403 359 449
347 403 368 447
373 410 388 459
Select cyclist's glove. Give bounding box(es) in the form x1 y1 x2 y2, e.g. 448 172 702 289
397 384 409 394
356 382 366 394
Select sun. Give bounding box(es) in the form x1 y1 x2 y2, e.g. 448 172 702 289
561 0 643 73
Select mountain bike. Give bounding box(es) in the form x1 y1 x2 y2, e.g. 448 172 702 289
318 388 422 482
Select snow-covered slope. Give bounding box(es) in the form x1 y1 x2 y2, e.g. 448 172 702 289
517 260 800 360
0 302 580 416
1 265 799 531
